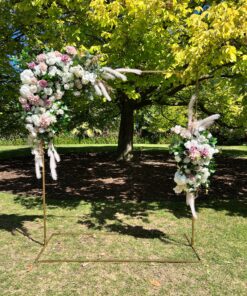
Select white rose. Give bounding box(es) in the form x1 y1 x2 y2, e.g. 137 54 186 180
34 65 41 76
171 125 181 134
44 88 53 95
70 65 84 78
20 69 35 84
55 90 64 100
174 172 187 186
46 52 57 65
62 72 74 83
31 115 41 127
174 185 186 194
64 84 70 90
20 85 32 98
29 85 38 94
26 116 32 123
49 66 58 77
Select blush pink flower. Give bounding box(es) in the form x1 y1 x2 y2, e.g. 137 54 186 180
61 54 71 63
54 51 62 57
27 62 36 69
39 62 48 72
36 53 46 63
65 46 77 55
38 80 48 88
200 148 209 157
39 114 52 128
19 97 27 104
188 147 201 160
45 99 52 106
28 95 40 105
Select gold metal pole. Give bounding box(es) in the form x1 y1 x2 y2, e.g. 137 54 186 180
41 142 47 246
191 217 195 247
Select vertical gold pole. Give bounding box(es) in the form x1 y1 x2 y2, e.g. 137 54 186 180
41 142 47 246
191 217 195 247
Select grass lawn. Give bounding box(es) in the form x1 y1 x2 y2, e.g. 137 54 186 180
0 145 246 295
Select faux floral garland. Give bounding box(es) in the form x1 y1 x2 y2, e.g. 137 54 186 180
18 46 141 180
170 95 220 218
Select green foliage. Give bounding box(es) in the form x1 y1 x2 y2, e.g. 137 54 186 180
0 0 246 142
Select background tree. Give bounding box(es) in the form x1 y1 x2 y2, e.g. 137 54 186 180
1 0 246 158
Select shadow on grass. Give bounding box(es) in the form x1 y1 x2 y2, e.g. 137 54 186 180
0 152 246 240
0 214 44 245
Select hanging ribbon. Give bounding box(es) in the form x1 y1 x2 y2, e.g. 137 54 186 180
47 142 61 180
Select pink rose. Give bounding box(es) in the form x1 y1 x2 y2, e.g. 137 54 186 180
54 51 62 57
39 62 48 72
200 148 209 157
45 99 52 106
27 62 36 69
38 80 48 88
65 46 77 55
19 97 27 104
28 95 40 105
188 146 201 160
39 114 52 128
61 54 71 63
36 53 46 63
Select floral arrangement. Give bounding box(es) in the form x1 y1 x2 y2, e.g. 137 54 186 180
18 46 142 180
170 95 220 218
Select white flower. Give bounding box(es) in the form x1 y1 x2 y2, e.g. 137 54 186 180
64 84 70 90
49 66 58 77
75 79 83 89
20 85 32 98
70 65 84 78
46 52 57 65
174 185 187 194
174 172 187 186
31 115 40 127
56 109 64 115
82 72 96 84
184 139 198 149
20 69 35 84
44 88 53 96
25 124 37 137
171 125 182 134
73 91 81 96
62 72 74 83
175 155 181 162
200 168 210 183
180 129 192 139
54 90 64 100
26 116 32 123
29 85 38 94
34 65 41 76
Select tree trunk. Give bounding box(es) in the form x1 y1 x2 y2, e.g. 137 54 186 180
117 96 134 161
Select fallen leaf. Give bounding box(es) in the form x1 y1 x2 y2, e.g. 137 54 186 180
26 264 33 272
150 279 161 287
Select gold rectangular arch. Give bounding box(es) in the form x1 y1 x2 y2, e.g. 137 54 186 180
34 145 201 264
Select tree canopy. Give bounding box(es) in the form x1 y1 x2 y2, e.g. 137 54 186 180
0 0 246 156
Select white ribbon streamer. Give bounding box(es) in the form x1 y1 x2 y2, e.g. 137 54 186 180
32 146 43 179
186 192 197 219
47 143 60 180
